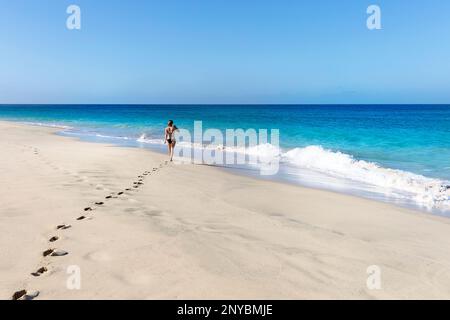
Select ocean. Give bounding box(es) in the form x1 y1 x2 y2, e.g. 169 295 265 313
1 104 449 215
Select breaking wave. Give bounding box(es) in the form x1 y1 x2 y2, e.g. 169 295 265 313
138 134 449 209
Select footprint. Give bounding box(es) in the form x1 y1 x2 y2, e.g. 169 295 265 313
84 207 93 212
12 289 40 300
145 210 163 217
31 267 48 277
77 216 87 221
106 195 112 199
95 202 104 206
117 192 124 195
56 224 71 230
49 236 59 242
43 249 54 257
84 250 112 262
12 290 27 300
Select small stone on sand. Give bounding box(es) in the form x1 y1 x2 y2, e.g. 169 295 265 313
51 249 68 256
23 291 40 300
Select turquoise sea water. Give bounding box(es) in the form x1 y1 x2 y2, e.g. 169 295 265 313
1 105 449 214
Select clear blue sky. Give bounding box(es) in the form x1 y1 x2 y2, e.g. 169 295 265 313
1 0 449 104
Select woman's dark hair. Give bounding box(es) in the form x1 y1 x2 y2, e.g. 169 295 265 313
168 120 173 126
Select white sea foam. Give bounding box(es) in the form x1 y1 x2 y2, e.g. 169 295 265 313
138 134 281 157
95 133 129 140
21 122 73 130
282 145 449 209
137 134 163 144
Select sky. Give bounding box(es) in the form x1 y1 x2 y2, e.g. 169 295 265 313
0 0 449 104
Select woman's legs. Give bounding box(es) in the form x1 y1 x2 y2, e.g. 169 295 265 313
170 142 176 161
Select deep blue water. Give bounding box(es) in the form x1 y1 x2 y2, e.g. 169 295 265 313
1 104 449 213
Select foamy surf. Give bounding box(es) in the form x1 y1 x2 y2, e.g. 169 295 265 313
137 134 163 144
137 134 449 210
282 146 450 209
20 121 73 130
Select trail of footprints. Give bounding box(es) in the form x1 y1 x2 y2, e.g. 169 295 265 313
12 160 169 300
23 145 95 188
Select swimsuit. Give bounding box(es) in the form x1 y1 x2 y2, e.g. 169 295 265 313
167 128 176 144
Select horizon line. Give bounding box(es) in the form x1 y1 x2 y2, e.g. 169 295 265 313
1 103 450 106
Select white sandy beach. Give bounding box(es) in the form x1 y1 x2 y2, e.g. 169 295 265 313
1 120 450 300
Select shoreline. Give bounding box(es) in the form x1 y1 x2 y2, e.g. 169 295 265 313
2 120 450 299
9 119 449 216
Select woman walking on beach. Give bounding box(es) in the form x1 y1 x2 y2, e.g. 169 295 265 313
164 120 177 161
